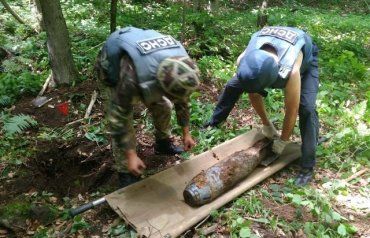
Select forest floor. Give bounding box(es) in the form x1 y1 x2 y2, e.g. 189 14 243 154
0 79 369 238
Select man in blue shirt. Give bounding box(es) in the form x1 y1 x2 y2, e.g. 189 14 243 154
205 26 319 186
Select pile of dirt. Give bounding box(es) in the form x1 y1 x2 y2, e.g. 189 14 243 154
0 138 114 200
28 138 113 196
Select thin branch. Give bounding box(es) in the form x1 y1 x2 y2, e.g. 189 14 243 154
38 72 52 96
84 90 98 118
0 0 26 25
196 224 217 236
66 113 101 126
344 168 369 183
194 215 210 230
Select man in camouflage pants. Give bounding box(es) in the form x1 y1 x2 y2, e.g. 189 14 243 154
96 27 200 187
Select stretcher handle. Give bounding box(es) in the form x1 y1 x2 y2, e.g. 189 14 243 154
69 197 107 217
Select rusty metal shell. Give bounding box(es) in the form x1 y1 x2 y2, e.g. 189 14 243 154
183 139 270 206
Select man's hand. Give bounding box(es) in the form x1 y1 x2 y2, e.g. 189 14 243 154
182 126 196 151
272 138 289 155
261 122 278 139
126 151 146 176
183 134 196 151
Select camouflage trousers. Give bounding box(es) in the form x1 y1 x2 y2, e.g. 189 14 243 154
98 81 173 173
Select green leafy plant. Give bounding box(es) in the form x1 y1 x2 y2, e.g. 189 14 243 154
70 215 90 233
107 224 138 237
0 72 42 103
0 95 12 107
1 113 37 135
85 125 108 144
37 127 75 141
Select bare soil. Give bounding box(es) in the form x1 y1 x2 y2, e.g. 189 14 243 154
261 198 315 223
12 80 104 128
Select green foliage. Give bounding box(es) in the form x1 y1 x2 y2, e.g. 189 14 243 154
0 72 43 103
0 201 31 219
229 216 253 237
84 125 108 144
0 135 33 165
233 192 267 215
0 95 12 107
1 113 38 136
366 90 370 124
220 182 361 237
108 223 137 237
282 183 358 237
70 215 90 233
197 56 234 84
33 227 49 238
37 127 75 142
326 50 367 82
108 224 127 236
181 95 248 155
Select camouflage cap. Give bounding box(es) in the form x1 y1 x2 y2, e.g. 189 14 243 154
157 56 200 99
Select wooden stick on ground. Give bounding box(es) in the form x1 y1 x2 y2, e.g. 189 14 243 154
196 224 217 236
194 215 210 230
66 113 101 126
84 90 98 119
344 168 369 183
38 72 52 96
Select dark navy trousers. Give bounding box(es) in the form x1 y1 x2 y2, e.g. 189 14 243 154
209 45 319 169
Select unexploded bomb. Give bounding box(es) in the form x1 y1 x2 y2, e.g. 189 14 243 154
183 139 270 206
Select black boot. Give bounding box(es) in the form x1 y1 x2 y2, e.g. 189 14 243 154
154 138 184 155
294 168 314 186
118 172 141 188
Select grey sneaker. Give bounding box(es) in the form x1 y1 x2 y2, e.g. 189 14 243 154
294 168 314 186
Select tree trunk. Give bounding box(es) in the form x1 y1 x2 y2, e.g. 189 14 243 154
0 47 10 61
194 0 201 11
38 0 78 85
181 0 186 42
0 0 26 25
31 0 44 31
110 0 118 33
207 0 218 12
257 0 268 28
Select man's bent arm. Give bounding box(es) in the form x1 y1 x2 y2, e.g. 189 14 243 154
281 52 303 141
249 93 270 125
174 100 190 129
175 101 196 150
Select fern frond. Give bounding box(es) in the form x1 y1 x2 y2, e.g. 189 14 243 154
0 96 12 107
3 114 38 135
37 127 75 141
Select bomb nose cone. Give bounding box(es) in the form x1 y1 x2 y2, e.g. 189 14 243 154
183 183 212 207
183 187 198 207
